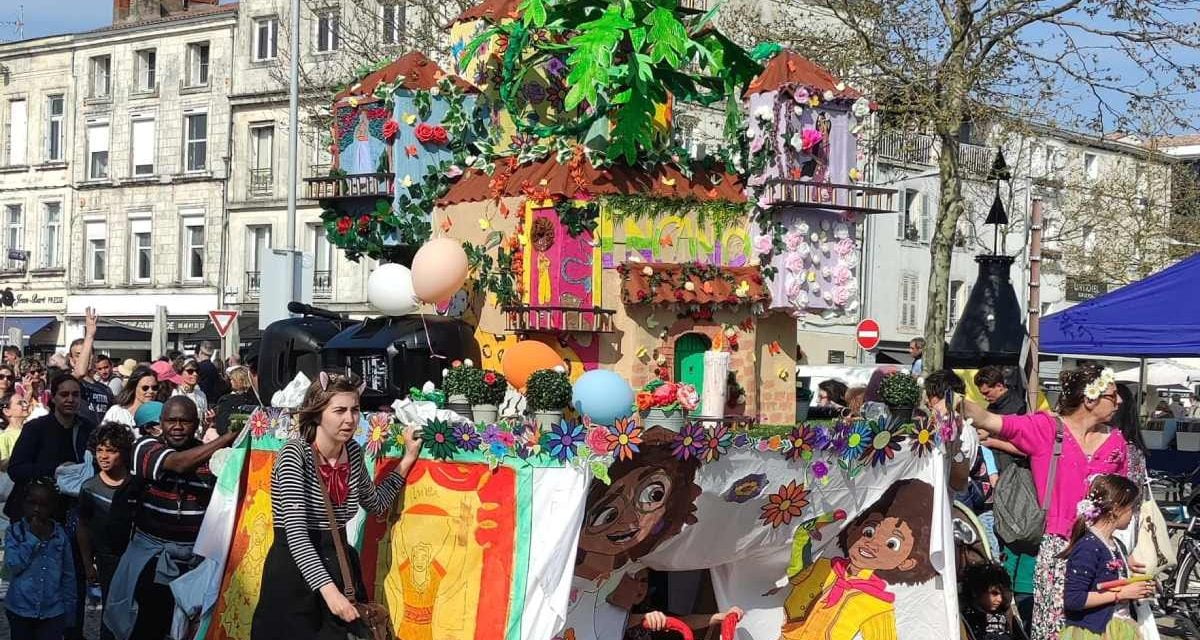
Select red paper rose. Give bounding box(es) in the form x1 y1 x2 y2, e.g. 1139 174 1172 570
414 123 437 143
383 119 399 142
357 215 371 230
430 125 450 145
336 217 352 234
483 372 497 385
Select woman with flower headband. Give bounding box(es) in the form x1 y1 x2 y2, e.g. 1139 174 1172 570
251 372 423 640
1059 474 1152 640
962 363 1130 640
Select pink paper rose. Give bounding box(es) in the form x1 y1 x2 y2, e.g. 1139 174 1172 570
586 426 612 454
676 384 699 411
753 235 773 254
784 230 803 250
834 266 852 285
836 238 855 256
786 252 806 274
652 382 678 406
833 286 851 306
801 127 823 152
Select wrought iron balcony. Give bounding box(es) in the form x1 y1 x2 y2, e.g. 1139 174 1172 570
313 269 332 299
958 142 995 179
877 131 935 166
758 179 896 214
249 168 273 197
501 304 617 333
304 173 394 201
245 271 261 298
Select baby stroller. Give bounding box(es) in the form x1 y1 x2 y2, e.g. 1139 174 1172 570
953 500 1029 640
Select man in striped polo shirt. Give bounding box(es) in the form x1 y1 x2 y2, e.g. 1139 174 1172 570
103 396 241 640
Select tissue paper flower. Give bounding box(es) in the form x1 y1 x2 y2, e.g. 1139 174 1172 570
837 238 855 256
834 266 852 285
852 97 871 118
677 385 700 411
821 266 832 279
642 266 653 276
789 133 804 151
834 223 850 240
784 230 803 250
834 286 851 306
793 87 810 103
754 235 774 253
797 222 810 236
786 253 806 273
795 291 810 307
787 275 803 298
800 127 823 152
823 291 833 302
823 90 835 101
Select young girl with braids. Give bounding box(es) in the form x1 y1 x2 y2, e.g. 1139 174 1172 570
1060 474 1153 640
963 363 1130 640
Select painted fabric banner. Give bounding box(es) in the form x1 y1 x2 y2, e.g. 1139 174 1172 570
559 424 958 640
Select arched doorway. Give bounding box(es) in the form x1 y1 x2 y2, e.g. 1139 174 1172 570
674 332 711 397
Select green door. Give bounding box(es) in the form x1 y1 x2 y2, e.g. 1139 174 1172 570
674 333 710 397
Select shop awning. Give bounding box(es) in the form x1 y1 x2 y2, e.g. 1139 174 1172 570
0 316 56 339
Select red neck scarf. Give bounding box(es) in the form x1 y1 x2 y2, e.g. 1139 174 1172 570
315 448 350 506
823 556 895 608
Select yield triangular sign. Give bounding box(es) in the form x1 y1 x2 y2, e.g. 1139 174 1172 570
208 310 239 338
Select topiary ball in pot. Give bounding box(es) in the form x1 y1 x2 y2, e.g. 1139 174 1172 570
526 369 573 412
879 371 922 408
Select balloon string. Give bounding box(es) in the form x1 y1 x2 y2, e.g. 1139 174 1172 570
420 312 447 361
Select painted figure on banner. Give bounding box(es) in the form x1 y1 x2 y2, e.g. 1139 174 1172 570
559 428 702 640
775 479 938 640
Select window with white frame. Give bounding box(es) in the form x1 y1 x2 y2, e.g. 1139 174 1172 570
897 188 928 242
382 2 405 45
131 117 156 176
311 223 333 296
45 95 64 162
41 202 61 269
316 9 340 53
1084 152 1098 180
182 216 205 281
130 218 152 283
87 122 109 180
4 205 21 270
90 56 111 98
898 271 920 332
136 50 157 92
5 99 26 166
253 17 279 61
948 280 967 328
184 112 208 172
247 225 272 271
86 221 106 283
249 124 274 196
187 42 210 86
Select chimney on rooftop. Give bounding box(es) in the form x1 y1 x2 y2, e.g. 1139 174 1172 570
113 0 219 24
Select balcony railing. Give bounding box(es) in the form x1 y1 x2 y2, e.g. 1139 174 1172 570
958 142 995 179
249 168 273 197
304 173 394 200
502 304 617 333
313 269 332 299
877 131 935 166
679 0 708 12
245 271 261 298
758 179 896 214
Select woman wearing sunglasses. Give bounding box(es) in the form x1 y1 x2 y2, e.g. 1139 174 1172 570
0 364 16 397
103 367 160 429
0 386 31 472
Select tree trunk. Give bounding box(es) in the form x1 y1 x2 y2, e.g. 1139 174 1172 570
923 130 966 371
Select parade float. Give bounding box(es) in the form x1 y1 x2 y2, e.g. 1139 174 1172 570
184 2 974 640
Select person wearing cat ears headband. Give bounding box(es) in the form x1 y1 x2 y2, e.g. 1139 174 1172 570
251 372 423 640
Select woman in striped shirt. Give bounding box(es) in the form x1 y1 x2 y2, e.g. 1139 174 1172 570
251 373 421 639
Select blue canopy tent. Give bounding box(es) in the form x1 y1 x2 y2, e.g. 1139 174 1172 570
1041 252 1200 357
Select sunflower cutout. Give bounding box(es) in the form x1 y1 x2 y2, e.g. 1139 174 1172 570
759 480 810 528
422 419 459 460
365 413 393 457
606 418 644 462
910 424 937 457
861 422 903 467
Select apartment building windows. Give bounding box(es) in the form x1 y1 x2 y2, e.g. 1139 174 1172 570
1084 152 1098 180
41 202 61 269
90 55 112 98
187 42 210 86
310 224 333 298
897 188 929 242
136 49 157 92
948 280 966 329
130 218 152 283
382 2 405 45
4 205 21 270
898 271 920 332
87 122 110 180
182 216 205 281
253 17 279 61
4 99 26 166
184 112 208 172
316 9 340 53
249 124 274 196
131 116 156 176
86 221 106 284
45 95 64 162
246 225 272 296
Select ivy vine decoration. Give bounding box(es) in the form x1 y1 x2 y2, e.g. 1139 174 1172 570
463 231 522 307
554 197 600 237
603 194 747 234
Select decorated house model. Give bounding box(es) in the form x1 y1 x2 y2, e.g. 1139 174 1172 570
306 3 893 428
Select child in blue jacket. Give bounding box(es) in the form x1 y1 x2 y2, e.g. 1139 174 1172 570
5 477 76 640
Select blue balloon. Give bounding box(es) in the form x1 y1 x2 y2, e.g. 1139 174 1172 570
572 369 634 425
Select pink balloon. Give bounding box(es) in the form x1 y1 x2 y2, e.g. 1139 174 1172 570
411 238 469 303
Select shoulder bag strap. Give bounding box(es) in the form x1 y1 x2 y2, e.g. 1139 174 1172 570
1040 417 1066 512
312 447 358 602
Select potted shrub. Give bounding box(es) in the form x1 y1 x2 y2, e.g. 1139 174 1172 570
442 360 480 421
526 369 573 430
470 369 508 423
635 379 699 432
878 371 922 424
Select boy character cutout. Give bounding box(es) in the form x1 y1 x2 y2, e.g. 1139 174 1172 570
560 427 703 640
777 479 938 640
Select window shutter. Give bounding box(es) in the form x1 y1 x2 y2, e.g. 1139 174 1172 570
8 100 27 165
921 192 932 242
132 119 155 171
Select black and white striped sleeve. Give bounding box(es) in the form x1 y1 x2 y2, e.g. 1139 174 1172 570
272 441 333 591
349 441 406 516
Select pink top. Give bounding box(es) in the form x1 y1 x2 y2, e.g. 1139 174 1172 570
1000 411 1129 538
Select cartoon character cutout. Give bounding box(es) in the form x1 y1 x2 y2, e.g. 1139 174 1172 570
776 479 937 640
382 501 471 640
562 427 702 640
344 110 388 175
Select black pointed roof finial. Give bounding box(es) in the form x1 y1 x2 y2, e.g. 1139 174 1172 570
988 149 1012 182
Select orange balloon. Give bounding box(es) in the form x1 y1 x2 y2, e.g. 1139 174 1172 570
502 340 566 390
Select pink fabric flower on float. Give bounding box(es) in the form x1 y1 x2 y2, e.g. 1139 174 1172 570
586 426 613 454
676 384 700 411
801 127 823 152
784 230 803 250
652 382 678 406
753 235 774 254
786 252 806 274
833 286 851 307
834 266 852 285
836 238 855 257
793 87 810 103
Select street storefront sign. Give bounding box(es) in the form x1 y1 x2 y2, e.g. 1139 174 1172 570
102 316 209 333
1064 279 1111 302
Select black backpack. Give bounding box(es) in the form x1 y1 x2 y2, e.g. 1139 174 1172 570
993 417 1063 553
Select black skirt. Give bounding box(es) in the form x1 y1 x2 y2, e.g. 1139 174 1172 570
250 527 370 640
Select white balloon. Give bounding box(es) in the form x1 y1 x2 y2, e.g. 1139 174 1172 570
367 263 420 316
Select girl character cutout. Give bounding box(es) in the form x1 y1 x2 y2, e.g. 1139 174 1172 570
559 427 703 640
777 479 938 640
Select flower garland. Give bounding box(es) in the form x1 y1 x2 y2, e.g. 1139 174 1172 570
1083 368 1117 401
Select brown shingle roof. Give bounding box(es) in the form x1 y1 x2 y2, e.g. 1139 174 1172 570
333 51 477 104
452 0 523 25
746 50 860 100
